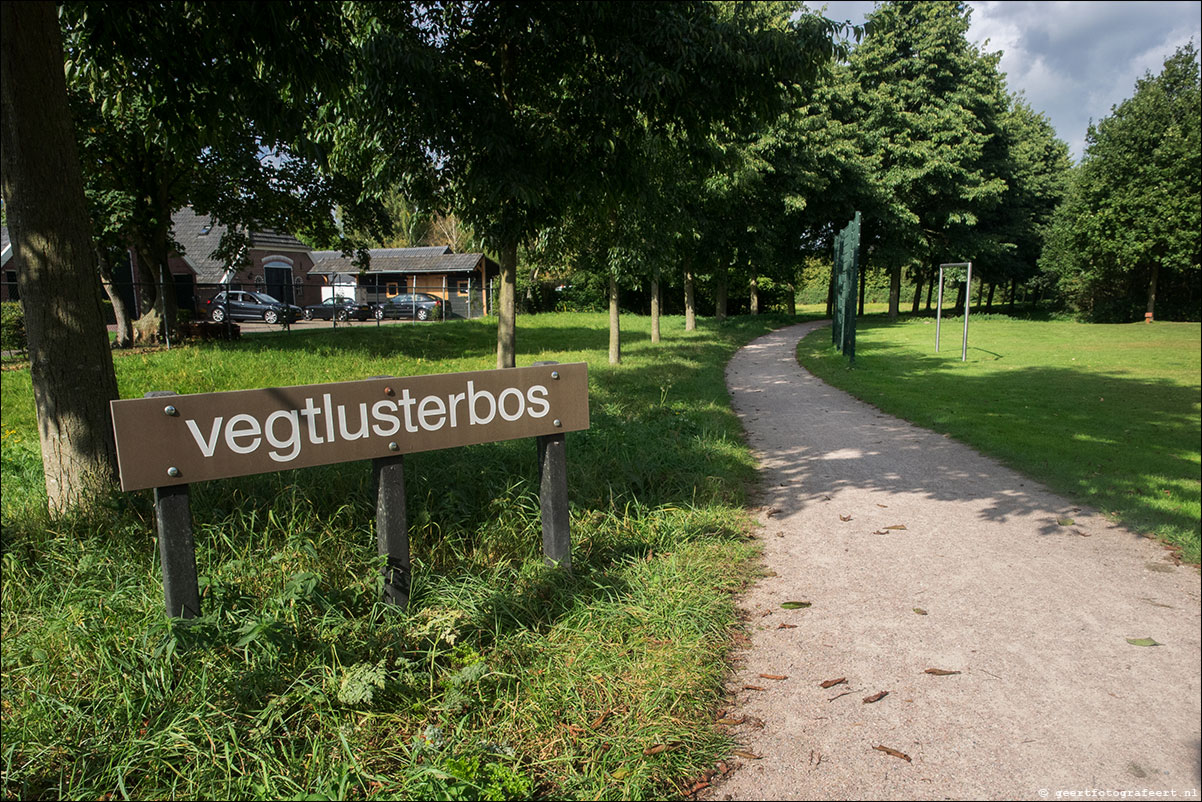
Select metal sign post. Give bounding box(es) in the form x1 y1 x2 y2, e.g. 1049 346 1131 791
936 262 972 362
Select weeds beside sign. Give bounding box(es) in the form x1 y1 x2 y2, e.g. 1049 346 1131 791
112 363 589 491
111 363 588 619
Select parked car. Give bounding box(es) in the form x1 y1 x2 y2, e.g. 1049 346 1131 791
303 296 373 322
204 291 302 324
373 293 444 321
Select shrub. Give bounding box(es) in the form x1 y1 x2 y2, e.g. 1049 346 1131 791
1 301 26 353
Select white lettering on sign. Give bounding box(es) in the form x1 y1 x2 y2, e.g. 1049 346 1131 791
182 384 552 464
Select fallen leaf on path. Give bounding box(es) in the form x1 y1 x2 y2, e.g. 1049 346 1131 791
873 745 912 762
913 608 928 615
883 524 907 531
827 690 854 701
764 570 778 577
766 507 783 517
924 668 960 676
1057 517 1075 526
715 716 745 726
819 677 847 688
863 691 889 704
778 623 797 629
876 504 888 508
686 781 710 796
743 684 767 691
759 673 788 681
781 601 812 609
733 750 762 760
1126 637 1162 647
839 514 853 522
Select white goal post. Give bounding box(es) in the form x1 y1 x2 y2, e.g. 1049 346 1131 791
936 262 972 362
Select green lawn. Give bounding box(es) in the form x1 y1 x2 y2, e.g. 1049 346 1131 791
0 312 807 801
798 316 1202 564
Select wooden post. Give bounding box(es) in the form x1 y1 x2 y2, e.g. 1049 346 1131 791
155 483 200 618
533 361 571 572
146 391 200 619
373 455 411 607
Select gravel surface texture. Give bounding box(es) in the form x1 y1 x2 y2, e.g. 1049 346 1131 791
704 321 1201 801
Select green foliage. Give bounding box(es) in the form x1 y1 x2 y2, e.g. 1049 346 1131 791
799 317 1201 562
0 300 26 352
1040 45 1201 322
850 0 1012 303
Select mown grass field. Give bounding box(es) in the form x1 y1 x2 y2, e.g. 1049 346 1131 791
0 312 810 801
798 315 1202 564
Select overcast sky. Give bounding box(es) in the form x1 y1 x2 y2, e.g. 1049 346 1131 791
806 1 1201 161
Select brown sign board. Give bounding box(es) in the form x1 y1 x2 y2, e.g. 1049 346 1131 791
112 363 589 491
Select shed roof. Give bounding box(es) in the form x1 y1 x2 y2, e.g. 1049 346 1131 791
309 251 494 276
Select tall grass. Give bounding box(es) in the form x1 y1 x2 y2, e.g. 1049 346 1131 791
1 312 804 800
798 315 1201 563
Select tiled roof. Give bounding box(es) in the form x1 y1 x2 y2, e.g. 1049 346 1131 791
172 207 311 282
309 251 488 275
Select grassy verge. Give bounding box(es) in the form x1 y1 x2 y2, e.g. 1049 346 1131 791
797 315 1201 564
1 311 809 801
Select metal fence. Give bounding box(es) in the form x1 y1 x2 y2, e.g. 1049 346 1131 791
1 274 493 336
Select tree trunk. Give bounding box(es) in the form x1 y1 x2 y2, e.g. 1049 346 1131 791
650 268 661 343
607 273 620 365
825 263 835 318
975 276 985 311
683 267 696 331
97 247 133 348
496 240 517 368
1145 263 1159 321
986 282 996 311
911 271 923 314
926 275 934 311
858 261 866 315
748 275 759 315
1008 279 1017 314
1 0 120 511
715 265 727 321
787 282 796 316
888 262 901 320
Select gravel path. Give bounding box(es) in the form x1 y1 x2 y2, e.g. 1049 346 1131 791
705 321 1201 801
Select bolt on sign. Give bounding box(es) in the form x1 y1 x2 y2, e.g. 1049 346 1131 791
111 363 589 492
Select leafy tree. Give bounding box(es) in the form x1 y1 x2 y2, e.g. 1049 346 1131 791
1 1 120 510
976 96 1071 311
352 2 841 367
63 1 386 341
850 0 1009 319
1041 45 1201 321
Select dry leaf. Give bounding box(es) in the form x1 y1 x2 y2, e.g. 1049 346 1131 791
591 709 613 729
733 750 762 760
764 570 778 577
873 745 912 762
863 691 889 704
913 608 928 615
781 601 811 609
876 504 888 508
819 677 847 688
743 684 766 691
759 673 788 681
777 623 797 629
644 743 679 756
715 716 745 726
839 514 853 522
883 524 907 530
827 690 854 702
924 668 960 676
1126 637 1162 647
766 507 783 517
